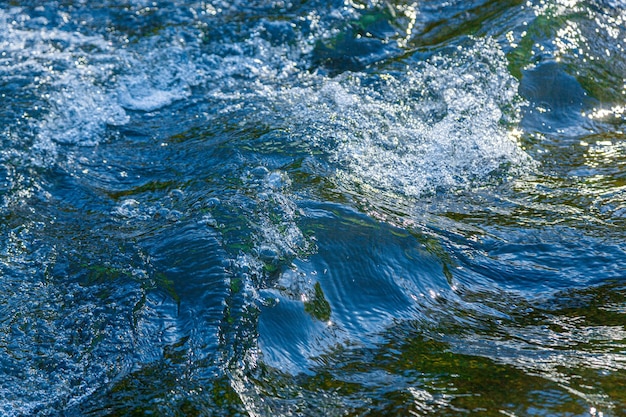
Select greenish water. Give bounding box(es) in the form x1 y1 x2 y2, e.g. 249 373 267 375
0 0 624 415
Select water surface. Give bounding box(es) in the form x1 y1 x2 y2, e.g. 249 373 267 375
0 0 625 415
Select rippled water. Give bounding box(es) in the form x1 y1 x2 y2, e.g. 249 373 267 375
1 0 625 415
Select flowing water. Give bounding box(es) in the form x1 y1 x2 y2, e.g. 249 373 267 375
1 0 625 415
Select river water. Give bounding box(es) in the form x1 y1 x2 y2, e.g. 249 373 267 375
1 0 625 415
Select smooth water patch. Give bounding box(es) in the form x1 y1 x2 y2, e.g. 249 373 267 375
259 203 456 374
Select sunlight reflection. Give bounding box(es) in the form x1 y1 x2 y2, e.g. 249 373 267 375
554 21 584 60
396 2 418 48
583 105 626 121
590 406 604 417
407 386 437 415
583 137 626 168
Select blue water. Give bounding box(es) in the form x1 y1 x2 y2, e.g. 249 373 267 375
1 1 625 415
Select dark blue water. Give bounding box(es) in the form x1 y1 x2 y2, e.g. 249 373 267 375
1 1 625 415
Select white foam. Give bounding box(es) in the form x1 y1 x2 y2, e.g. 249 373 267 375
40 75 129 146
277 37 532 198
116 47 200 112
118 83 188 112
0 7 205 151
242 168 312 264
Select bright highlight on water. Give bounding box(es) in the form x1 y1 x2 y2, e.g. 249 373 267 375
1 1 625 416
